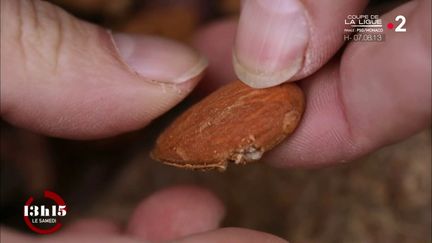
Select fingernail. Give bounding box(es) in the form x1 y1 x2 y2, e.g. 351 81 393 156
112 33 207 84
233 0 309 88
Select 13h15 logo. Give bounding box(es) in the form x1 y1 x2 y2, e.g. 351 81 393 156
23 190 67 234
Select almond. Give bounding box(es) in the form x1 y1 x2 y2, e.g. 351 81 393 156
151 80 305 171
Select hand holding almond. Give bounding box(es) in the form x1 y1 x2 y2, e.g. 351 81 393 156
1 0 430 241
196 0 431 167
0 0 287 242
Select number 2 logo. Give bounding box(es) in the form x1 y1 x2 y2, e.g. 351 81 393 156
395 15 406 32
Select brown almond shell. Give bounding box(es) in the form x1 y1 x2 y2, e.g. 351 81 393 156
151 80 305 171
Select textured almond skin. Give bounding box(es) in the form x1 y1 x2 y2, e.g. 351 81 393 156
151 80 305 171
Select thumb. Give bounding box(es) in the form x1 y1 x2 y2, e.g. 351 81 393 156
233 0 367 88
0 0 207 139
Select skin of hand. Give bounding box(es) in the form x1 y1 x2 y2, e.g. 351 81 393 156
0 0 286 241
1 185 286 243
0 0 430 241
194 0 431 167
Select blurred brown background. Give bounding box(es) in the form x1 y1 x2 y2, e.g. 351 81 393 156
1 0 430 242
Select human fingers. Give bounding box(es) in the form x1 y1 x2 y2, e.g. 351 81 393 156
339 0 431 147
233 0 368 88
0 227 142 243
268 0 431 166
0 0 207 139
62 218 120 234
1 227 287 243
1 185 224 242
193 3 430 167
173 227 288 243
192 20 237 94
126 185 225 242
